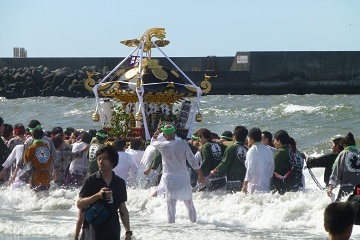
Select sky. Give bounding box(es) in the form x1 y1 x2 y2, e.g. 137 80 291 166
0 0 359 58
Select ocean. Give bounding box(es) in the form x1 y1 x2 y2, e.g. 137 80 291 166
1 94 360 239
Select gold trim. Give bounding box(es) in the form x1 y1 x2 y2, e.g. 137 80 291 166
124 68 138 80
152 68 168 81
116 69 126 77
171 70 179 78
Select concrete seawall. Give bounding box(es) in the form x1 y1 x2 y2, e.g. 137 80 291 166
1 51 360 98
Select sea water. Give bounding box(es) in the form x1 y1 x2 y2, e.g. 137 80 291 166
1 94 360 239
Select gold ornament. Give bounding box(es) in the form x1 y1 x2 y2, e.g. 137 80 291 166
195 112 202 122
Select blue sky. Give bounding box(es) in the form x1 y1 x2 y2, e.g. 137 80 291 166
0 0 359 57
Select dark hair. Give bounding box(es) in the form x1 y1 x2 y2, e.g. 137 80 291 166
51 127 63 135
196 128 212 141
32 128 44 140
211 132 220 140
13 123 25 136
274 130 290 145
248 127 262 142
262 131 274 147
324 202 355 235
130 138 143 150
28 120 41 128
233 126 248 143
220 131 233 141
341 132 356 147
96 129 107 143
52 136 63 149
80 132 92 144
64 127 75 136
114 138 128 152
88 129 97 138
3 124 13 139
0 117 3 126
332 137 344 151
288 137 296 152
96 145 119 168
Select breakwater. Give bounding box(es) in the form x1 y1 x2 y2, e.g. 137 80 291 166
1 51 360 98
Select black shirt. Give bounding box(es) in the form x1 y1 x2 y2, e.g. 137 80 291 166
79 171 127 240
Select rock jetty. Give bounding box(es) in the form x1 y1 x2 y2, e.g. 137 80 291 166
0 65 108 99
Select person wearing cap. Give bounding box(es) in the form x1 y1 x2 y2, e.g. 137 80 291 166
306 137 344 187
327 133 360 201
151 124 205 223
77 145 132 239
87 129 108 174
210 126 248 193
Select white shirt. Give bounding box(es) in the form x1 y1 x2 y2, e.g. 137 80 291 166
151 138 199 200
137 145 159 189
125 148 145 166
69 142 88 174
2 144 24 169
244 142 275 193
113 151 138 186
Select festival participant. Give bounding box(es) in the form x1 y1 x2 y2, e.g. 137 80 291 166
0 117 11 184
288 136 305 190
139 145 162 190
306 137 344 187
0 144 26 188
327 133 360 201
70 130 81 144
324 202 355 240
17 120 58 170
209 126 248 193
65 131 92 188
188 133 200 149
113 138 138 187
125 138 145 167
150 124 205 223
261 131 277 154
242 127 275 194
77 145 132 239
271 130 299 194
197 128 227 191
217 130 234 147
50 126 65 140
2 124 13 145
87 129 108 174
7 123 26 151
24 128 53 191
63 127 75 144
52 136 89 187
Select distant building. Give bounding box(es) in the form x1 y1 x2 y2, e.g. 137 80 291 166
13 47 27 58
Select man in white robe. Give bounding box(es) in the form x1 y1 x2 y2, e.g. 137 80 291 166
151 124 205 223
242 127 275 194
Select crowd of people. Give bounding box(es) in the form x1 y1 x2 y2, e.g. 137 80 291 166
1 116 360 239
